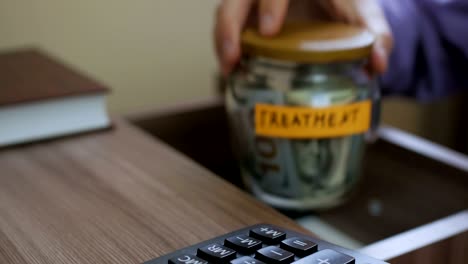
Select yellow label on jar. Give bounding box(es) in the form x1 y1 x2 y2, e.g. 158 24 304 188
255 100 372 139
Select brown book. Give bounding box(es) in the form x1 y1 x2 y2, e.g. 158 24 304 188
0 48 110 147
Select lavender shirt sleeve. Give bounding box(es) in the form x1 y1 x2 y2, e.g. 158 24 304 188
379 0 468 100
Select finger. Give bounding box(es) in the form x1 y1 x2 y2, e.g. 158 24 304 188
289 0 329 21
215 0 254 76
336 0 361 24
258 0 289 36
317 0 347 22
356 0 393 73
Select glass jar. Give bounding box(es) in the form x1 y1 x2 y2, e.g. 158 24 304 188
226 21 379 211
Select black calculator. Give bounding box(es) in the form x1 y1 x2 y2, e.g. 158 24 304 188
143 224 388 264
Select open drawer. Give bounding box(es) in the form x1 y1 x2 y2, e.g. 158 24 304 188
128 98 468 264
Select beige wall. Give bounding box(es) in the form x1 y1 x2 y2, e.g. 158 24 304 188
0 0 220 113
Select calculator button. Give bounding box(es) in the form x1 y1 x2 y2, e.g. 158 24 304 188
169 254 208 264
231 256 266 264
197 243 237 263
225 235 262 254
280 237 318 257
255 246 294 264
291 249 354 264
250 226 286 244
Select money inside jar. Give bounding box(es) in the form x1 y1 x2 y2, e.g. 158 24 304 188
226 21 378 210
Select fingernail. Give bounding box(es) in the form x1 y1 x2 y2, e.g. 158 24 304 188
223 39 234 60
260 14 275 35
374 42 388 73
221 39 235 76
375 42 386 57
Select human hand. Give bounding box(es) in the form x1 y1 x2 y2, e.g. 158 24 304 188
214 0 393 76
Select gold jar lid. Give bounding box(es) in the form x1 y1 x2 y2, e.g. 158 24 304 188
241 21 375 63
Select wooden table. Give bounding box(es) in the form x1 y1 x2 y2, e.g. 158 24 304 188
0 118 304 264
